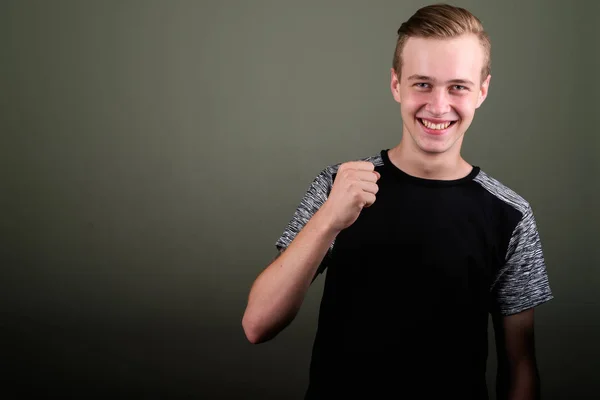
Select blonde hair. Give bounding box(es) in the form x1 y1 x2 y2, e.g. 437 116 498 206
393 3 491 83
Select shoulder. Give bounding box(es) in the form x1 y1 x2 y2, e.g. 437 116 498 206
472 169 532 217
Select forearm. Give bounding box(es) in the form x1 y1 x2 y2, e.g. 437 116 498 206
242 209 339 343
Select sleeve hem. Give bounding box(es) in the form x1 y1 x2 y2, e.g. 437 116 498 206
496 294 554 316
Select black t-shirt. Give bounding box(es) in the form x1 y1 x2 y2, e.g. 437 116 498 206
275 149 553 399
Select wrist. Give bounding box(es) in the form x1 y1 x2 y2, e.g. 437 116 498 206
313 205 342 238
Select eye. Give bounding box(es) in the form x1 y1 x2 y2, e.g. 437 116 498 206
452 85 467 91
414 82 430 89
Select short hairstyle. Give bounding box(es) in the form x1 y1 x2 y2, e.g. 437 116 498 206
392 3 491 83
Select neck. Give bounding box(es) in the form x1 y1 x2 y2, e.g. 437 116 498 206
388 137 472 181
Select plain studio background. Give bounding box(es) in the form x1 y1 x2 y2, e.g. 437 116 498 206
1 0 598 399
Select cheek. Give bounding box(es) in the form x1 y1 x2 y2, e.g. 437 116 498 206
453 96 478 118
400 92 427 113
404 91 429 104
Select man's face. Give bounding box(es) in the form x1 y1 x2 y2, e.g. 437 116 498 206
391 34 491 155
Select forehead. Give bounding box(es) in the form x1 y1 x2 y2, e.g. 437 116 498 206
401 34 484 82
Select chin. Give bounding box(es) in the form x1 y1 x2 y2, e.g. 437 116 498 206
422 129 467 152
413 133 461 154
418 143 452 154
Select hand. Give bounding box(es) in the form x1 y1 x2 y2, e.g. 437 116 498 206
320 161 380 232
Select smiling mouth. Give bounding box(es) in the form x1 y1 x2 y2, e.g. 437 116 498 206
418 118 457 131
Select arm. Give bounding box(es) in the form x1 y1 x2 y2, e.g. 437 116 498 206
493 308 540 400
491 204 553 400
241 208 338 344
241 161 379 344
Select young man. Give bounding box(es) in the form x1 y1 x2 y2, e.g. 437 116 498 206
242 4 553 399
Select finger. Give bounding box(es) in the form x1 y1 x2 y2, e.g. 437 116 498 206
362 192 377 207
351 170 379 183
357 181 379 195
355 161 375 171
340 161 374 172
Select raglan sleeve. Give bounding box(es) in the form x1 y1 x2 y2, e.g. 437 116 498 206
491 205 554 316
274 167 335 274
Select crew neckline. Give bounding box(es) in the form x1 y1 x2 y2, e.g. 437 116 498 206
380 149 480 187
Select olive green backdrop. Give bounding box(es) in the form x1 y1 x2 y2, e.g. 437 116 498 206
1 0 598 399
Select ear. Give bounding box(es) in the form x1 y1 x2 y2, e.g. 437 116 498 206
390 68 401 104
476 74 491 108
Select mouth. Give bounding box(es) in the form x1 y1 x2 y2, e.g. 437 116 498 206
417 118 458 135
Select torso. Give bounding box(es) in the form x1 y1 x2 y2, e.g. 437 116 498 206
305 150 520 399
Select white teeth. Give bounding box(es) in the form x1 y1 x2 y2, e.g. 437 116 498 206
421 119 452 130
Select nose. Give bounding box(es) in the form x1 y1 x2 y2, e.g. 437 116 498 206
425 89 451 116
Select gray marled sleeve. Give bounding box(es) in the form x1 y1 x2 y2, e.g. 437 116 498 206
491 206 554 316
275 166 337 272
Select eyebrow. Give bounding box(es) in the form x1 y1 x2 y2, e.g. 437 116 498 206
407 74 475 86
